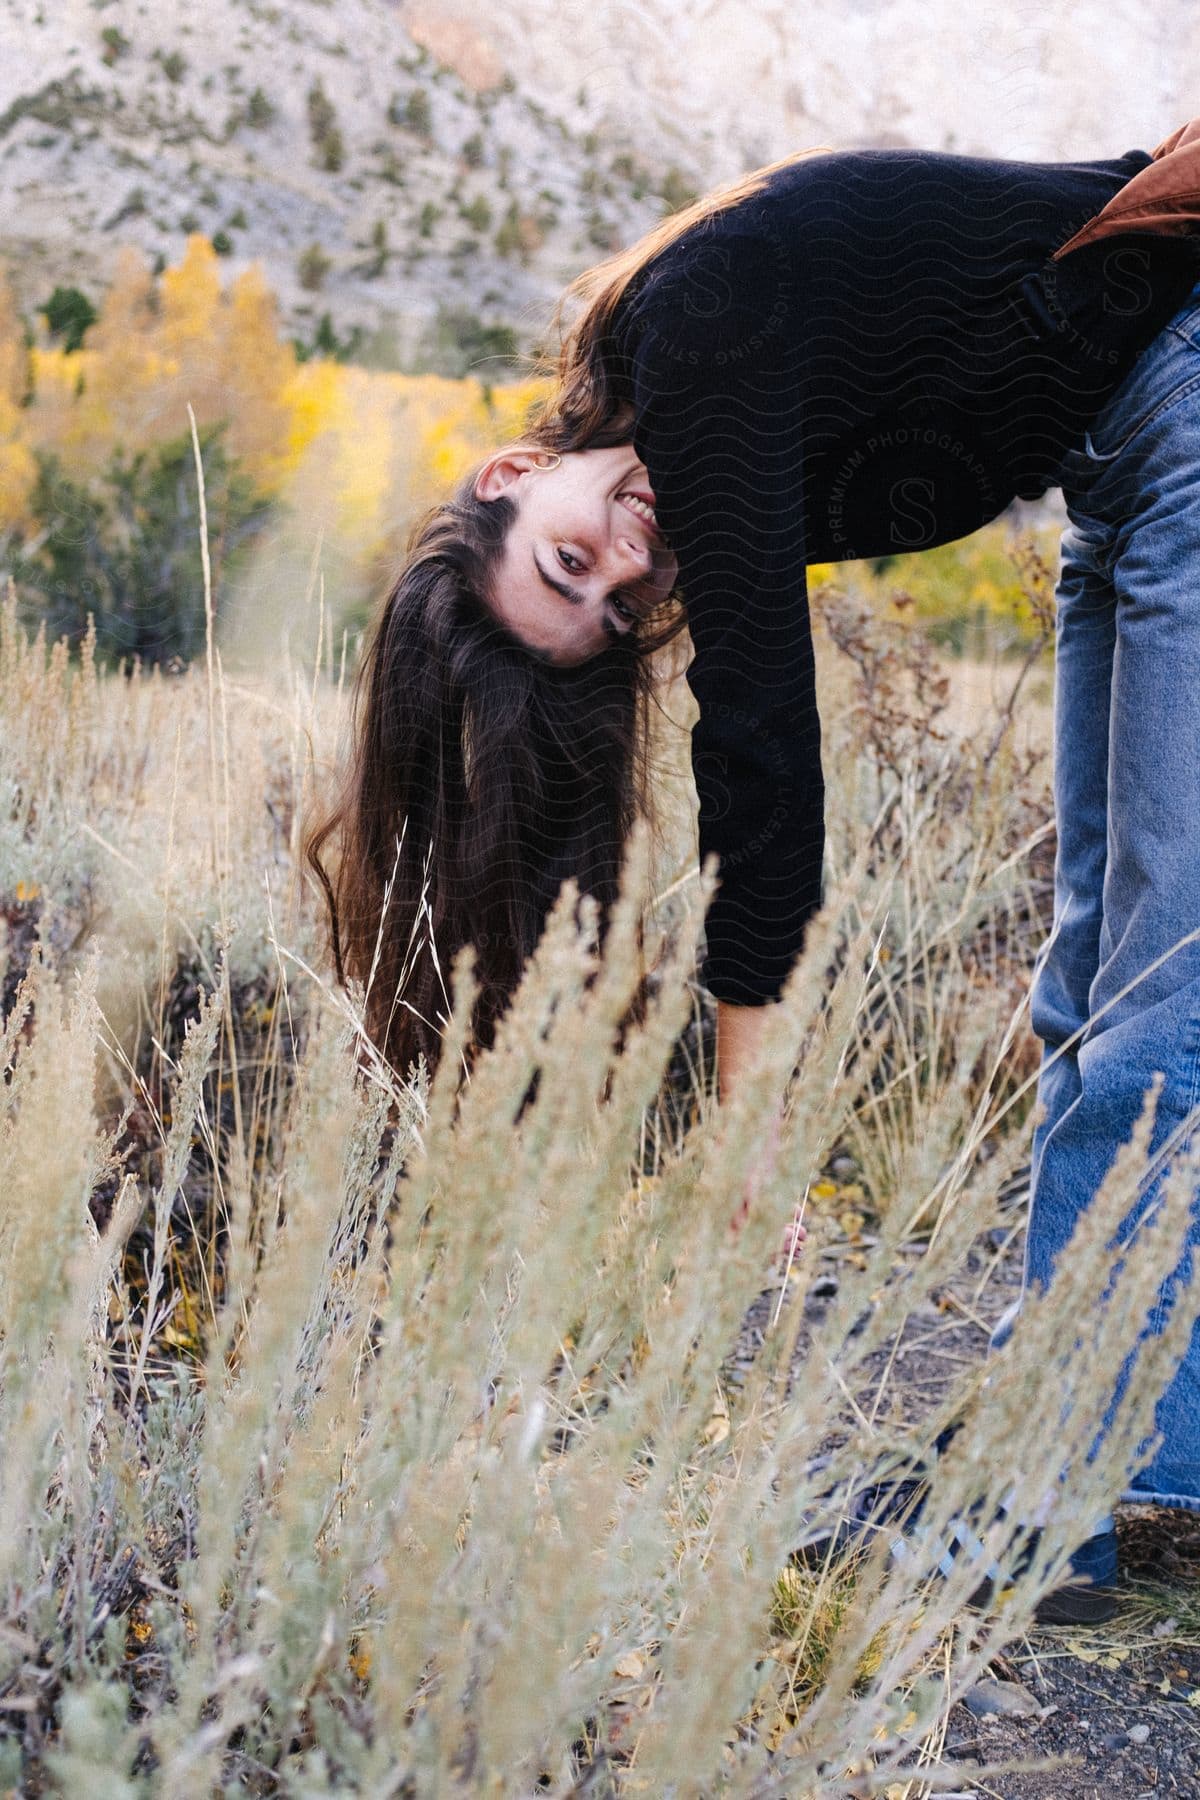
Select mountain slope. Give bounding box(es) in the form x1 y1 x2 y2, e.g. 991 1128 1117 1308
4 0 1198 365
407 0 1200 179
0 0 685 363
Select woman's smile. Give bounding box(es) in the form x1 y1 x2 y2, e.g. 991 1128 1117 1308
616 489 661 535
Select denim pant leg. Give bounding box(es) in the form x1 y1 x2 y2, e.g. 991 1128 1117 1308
995 290 1200 1515
1025 511 1116 1226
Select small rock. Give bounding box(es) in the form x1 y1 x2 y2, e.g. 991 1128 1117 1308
1127 1723 1151 1745
1101 1732 1130 1751
809 1275 839 1299
830 1154 857 1178
962 1678 1041 1720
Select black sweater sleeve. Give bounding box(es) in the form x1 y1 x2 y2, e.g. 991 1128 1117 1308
617 235 825 1005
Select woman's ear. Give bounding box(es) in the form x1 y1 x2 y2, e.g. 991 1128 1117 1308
474 447 541 503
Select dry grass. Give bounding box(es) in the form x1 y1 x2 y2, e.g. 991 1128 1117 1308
0 523 1195 1796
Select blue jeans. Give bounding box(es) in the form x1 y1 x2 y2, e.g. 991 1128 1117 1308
994 276 1200 1516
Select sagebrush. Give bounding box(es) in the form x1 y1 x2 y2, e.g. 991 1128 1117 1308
0 547 1194 1796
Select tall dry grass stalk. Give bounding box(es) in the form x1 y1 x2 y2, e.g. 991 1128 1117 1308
0 529 1196 1794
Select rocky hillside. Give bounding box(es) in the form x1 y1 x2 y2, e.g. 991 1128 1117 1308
412 0 1200 181
3 0 1199 370
0 0 694 369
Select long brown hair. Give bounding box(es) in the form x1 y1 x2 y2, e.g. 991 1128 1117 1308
304 143 831 1087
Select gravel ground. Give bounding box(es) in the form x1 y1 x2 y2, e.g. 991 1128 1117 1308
735 1170 1200 1799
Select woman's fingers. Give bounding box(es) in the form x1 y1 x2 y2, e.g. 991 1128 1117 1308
725 1110 807 1261
727 1197 808 1262
779 1213 807 1260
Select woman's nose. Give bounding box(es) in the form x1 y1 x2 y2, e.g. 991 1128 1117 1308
612 530 652 578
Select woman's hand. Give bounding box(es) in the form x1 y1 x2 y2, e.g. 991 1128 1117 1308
729 1191 808 1260
726 1100 808 1260
775 1202 808 1264
716 999 807 1260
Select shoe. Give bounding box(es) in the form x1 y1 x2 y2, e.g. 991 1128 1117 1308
792 1438 1120 1624
790 1466 936 1570
1032 1580 1119 1625
1032 1526 1120 1626
792 1425 1017 1606
882 1485 1036 1611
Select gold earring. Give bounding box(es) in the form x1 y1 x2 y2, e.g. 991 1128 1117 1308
534 451 562 470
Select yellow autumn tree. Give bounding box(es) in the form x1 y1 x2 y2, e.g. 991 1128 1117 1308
30 246 166 468
0 270 28 407
486 377 549 448
217 265 296 490
0 270 35 529
81 245 167 453
13 233 559 622
27 238 301 496
155 233 227 443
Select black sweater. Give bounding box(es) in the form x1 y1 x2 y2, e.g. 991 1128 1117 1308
606 146 1200 1005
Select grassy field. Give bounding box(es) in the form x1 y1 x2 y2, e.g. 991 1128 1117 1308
1 526 1197 1797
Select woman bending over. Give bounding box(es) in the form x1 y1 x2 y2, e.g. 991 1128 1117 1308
308 123 1200 1614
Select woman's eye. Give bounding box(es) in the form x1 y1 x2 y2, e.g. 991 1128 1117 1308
558 548 584 574
610 593 635 622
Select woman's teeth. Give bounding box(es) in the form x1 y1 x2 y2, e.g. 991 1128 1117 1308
618 491 657 526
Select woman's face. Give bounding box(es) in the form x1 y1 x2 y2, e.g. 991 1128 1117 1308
474 443 680 666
